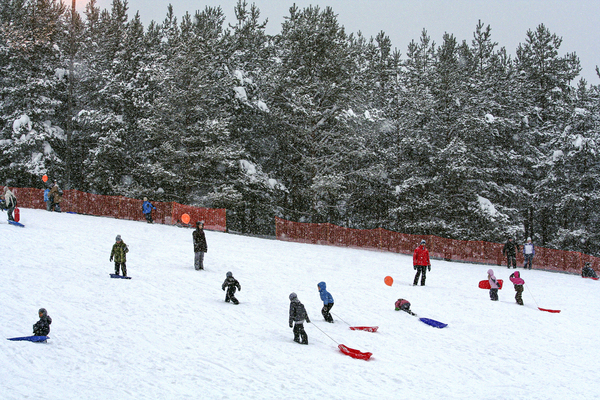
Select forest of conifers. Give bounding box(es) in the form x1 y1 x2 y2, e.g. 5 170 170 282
2 0 600 255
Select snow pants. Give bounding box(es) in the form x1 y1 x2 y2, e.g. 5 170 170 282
506 255 517 268
293 323 308 344
321 303 334 323
514 284 523 305
115 262 127 277
194 252 204 270
523 254 533 269
144 212 153 223
413 266 427 286
489 288 498 301
225 286 239 304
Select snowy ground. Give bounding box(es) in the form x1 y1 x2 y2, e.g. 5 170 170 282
1 209 599 400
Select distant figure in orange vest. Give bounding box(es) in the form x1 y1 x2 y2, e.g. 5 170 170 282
413 239 431 286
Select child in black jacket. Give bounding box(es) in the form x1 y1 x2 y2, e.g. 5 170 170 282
289 292 310 344
222 272 241 304
33 308 52 336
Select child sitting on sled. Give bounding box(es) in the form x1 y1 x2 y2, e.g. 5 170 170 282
582 262 598 279
33 308 52 336
395 299 416 316
221 271 241 304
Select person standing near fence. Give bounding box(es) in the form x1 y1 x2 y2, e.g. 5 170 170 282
502 238 519 269
523 237 534 270
142 197 156 223
413 239 431 286
193 221 207 270
2 186 17 221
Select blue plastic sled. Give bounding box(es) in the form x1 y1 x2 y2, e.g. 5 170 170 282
8 220 25 227
110 274 131 279
8 335 49 342
419 318 448 329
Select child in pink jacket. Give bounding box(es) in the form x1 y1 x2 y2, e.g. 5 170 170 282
487 269 500 301
509 271 525 305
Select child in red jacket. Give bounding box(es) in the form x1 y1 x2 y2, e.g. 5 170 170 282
413 240 431 286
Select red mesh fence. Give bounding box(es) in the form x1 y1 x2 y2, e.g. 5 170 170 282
275 217 600 274
9 187 226 232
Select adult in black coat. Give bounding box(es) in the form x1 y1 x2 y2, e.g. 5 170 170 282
502 238 519 269
193 221 208 270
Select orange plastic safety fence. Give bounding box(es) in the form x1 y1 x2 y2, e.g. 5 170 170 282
8 187 226 232
274 217 600 274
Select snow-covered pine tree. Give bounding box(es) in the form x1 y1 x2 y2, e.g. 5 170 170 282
0 0 70 187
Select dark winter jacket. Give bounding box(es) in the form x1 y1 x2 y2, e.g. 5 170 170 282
317 282 334 305
142 201 155 214
222 276 241 292
33 313 52 336
193 228 207 253
582 264 598 278
502 240 519 257
110 241 129 263
289 299 310 326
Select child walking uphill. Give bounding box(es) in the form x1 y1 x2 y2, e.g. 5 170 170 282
110 235 129 277
289 293 310 345
487 269 500 301
317 281 334 323
33 308 52 336
509 271 525 305
222 272 241 304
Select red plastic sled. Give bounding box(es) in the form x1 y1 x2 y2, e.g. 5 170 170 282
14 207 20 222
583 276 599 280
538 307 561 313
478 279 503 289
338 344 372 360
349 326 378 333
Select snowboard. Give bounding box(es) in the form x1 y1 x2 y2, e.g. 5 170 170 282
8 335 49 342
110 274 131 279
478 279 503 289
9 220 25 227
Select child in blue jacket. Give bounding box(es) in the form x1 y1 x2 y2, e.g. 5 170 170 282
142 197 156 223
317 281 334 323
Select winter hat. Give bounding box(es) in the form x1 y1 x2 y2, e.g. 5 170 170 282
143 197 148 201
226 271 233 278
420 239 426 245
487 269 495 277
116 235 122 241
38 308 47 317
527 237 532 242
196 221 204 228
289 292 298 301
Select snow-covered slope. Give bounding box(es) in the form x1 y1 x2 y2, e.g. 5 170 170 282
2 209 599 399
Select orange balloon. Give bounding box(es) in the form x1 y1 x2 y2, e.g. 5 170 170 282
384 276 393 286
42 175 48 182
181 213 190 224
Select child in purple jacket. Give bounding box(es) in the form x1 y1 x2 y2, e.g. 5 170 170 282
487 269 500 301
509 271 525 305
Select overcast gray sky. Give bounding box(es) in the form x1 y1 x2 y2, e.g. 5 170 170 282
81 0 600 84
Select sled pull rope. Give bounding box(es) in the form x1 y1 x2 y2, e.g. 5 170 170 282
310 322 339 345
332 313 350 326
524 283 541 308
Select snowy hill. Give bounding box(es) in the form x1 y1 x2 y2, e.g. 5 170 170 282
2 209 599 400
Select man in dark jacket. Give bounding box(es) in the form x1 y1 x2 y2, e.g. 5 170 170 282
2 186 17 221
193 221 207 270
33 308 52 336
502 238 519 269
